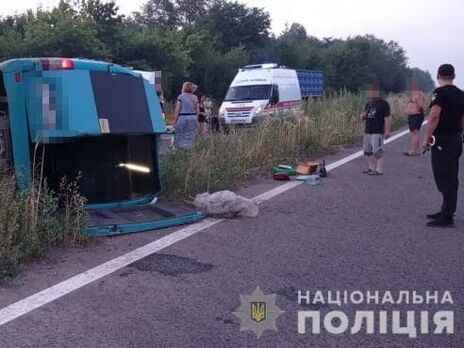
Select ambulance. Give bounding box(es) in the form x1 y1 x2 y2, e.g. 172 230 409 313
219 63 323 125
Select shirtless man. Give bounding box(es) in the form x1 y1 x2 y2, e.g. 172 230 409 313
404 79 426 156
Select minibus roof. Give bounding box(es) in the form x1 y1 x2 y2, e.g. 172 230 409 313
0 58 140 77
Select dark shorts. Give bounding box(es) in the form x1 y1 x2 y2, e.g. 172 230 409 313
198 115 207 123
408 113 425 132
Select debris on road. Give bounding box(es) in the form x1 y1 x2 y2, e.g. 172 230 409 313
296 164 311 175
318 160 328 178
273 160 327 180
296 174 322 185
194 191 259 218
272 164 297 176
296 161 319 175
273 172 291 181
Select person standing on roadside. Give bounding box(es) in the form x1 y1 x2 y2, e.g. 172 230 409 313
204 96 218 133
404 79 426 156
198 94 208 137
156 90 166 120
422 64 464 228
360 84 392 176
172 82 200 150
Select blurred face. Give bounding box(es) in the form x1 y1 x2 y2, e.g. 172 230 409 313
366 88 380 99
410 79 421 93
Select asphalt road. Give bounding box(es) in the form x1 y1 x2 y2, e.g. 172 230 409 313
0 130 463 348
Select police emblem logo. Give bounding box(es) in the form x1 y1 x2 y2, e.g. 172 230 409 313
233 287 284 339
250 302 267 323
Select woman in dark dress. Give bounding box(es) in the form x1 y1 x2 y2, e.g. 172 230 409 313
198 94 208 137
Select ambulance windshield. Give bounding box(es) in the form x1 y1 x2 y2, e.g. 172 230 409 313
224 85 272 102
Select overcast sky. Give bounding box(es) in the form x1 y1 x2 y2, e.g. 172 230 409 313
1 0 463 87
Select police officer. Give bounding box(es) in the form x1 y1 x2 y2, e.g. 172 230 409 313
423 64 464 227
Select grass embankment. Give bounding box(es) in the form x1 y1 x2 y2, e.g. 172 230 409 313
162 93 410 198
0 175 87 281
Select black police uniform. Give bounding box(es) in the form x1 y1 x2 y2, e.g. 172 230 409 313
430 85 464 219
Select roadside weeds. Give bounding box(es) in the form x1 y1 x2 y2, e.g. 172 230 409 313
162 93 410 199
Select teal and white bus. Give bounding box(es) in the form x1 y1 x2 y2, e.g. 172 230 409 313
0 58 203 236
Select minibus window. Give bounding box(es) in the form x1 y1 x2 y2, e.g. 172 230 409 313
90 72 153 134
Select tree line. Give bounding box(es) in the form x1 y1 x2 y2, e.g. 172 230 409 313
0 0 435 100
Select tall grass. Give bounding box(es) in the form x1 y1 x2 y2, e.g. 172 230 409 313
0 173 88 281
162 92 409 198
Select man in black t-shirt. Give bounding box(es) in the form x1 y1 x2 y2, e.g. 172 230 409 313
361 84 392 175
423 64 464 227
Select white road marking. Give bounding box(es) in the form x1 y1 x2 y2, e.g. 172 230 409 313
325 127 412 171
0 127 414 327
254 127 415 201
0 218 223 327
253 181 302 204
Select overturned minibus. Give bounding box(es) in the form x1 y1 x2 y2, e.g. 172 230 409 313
0 58 203 236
